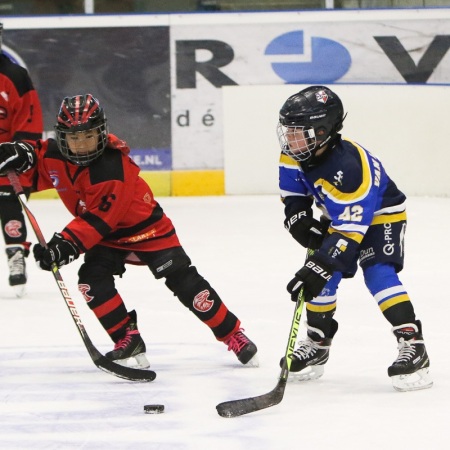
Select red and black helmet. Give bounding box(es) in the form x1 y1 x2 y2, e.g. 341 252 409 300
54 94 108 166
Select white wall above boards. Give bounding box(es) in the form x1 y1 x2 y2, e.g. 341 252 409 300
223 84 450 197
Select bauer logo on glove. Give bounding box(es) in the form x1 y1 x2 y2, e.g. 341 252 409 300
33 233 80 271
287 254 334 302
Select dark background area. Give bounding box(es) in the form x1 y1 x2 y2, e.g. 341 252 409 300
0 0 448 15
4 27 171 151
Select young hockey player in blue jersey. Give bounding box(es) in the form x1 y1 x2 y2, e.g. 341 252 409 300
277 85 432 391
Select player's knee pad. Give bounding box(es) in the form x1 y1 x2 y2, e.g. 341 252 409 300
78 260 118 307
363 263 415 325
363 263 399 296
165 265 209 308
78 247 125 286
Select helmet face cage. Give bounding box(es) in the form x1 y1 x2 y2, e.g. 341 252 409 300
277 86 344 162
277 123 317 162
54 94 108 166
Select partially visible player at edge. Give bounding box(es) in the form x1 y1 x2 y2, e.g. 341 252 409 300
0 22 43 297
0 93 258 369
277 85 432 391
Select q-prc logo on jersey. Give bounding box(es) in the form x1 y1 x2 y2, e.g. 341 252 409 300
193 289 214 312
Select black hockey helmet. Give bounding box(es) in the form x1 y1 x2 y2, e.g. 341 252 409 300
277 85 345 162
54 94 108 166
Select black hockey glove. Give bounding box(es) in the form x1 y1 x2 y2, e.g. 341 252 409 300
0 142 36 175
33 233 80 271
284 211 327 250
287 254 334 302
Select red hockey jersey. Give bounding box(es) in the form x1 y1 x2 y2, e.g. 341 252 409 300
33 134 180 255
0 54 43 188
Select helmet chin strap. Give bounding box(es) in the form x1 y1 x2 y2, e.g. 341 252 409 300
304 135 331 160
303 135 336 166
317 135 332 150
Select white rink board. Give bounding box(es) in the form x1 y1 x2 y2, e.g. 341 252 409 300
223 84 450 196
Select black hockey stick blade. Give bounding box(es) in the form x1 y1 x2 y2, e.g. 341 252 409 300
216 379 286 418
216 251 311 418
82 334 156 381
82 335 156 381
93 354 156 382
7 171 156 383
216 293 304 417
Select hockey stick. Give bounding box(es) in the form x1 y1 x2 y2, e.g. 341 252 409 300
216 249 313 418
7 171 156 382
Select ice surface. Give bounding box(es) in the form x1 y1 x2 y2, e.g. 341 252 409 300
0 196 448 449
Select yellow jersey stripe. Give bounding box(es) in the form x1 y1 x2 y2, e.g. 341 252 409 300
314 139 372 204
371 211 407 225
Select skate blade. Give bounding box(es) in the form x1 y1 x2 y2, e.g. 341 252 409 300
391 367 433 392
244 354 259 368
13 284 26 298
114 352 150 370
289 365 324 382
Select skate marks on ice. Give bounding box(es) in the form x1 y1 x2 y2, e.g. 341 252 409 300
0 344 271 450
0 196 449 449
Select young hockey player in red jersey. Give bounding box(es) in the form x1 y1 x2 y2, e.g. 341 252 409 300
0 23 43 297
277 85 431 392
0 93 257 368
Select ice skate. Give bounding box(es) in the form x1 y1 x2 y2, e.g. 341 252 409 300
388 321 433 392
281 319 338 382
224 328 258 366
105 310 150 369
6 244 27 298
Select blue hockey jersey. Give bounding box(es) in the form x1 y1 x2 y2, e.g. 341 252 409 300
279 136 406 272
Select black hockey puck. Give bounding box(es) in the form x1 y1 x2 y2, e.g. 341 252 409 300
144 404 165 414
